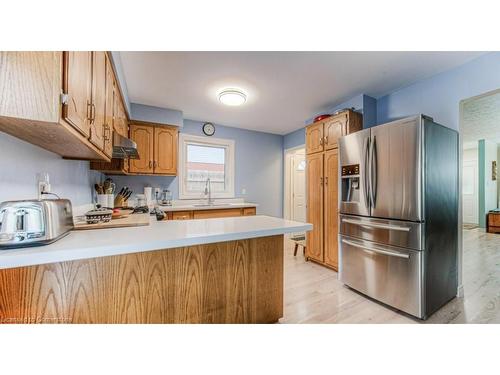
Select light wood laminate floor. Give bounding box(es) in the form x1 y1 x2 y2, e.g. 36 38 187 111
280 228 500 323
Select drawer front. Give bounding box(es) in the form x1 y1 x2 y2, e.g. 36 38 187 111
172 211 192 220
339 214 423 250
193 208 242 219
242 207 256 216
339 235 423 318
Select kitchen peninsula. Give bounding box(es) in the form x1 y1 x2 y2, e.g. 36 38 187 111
0 215 311 324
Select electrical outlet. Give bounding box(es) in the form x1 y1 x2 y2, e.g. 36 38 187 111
37 172 51 200
241 188 247 195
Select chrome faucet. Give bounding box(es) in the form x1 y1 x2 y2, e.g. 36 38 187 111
204 177 214 205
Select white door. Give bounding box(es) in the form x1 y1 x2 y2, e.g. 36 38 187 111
291 153 306 222
462 159 478 224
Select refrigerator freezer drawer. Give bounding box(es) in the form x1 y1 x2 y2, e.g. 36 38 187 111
339 235 423 318
339 214 423 250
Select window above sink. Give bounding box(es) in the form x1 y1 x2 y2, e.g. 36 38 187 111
178 134 235 199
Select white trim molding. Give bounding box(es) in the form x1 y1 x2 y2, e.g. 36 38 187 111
178 133 235 199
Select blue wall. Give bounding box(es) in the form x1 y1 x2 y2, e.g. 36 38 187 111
376 53 500 130
111 119 284 217
0 132 103 207
363 95 377 128
130 103 184 127
283 128 306 150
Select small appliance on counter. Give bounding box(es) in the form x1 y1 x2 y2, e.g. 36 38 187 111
158 189 173 206
0 199 74 249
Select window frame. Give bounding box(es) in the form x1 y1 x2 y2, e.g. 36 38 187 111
178 133 235 199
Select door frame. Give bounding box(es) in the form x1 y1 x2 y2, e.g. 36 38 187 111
284 145 306 220
462 155 479 224
458 87 500 297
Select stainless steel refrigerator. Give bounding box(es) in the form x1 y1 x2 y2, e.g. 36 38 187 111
338 115 458 319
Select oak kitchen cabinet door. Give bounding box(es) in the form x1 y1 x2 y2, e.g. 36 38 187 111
305 121 324 154
103 55 115 158
129 124 154 174
324 114 346 150
63 51 92 137
323 148 339 268
306 152 324 262
89 51 106 151
154 126 178 174
113 89 128 138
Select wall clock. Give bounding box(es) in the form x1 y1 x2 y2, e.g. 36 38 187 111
202 122 215 136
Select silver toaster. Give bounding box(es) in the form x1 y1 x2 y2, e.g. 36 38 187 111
0 199 74 249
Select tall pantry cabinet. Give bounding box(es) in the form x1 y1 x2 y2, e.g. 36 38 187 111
305 110 362 270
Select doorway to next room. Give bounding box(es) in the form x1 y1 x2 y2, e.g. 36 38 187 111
284 146 306 223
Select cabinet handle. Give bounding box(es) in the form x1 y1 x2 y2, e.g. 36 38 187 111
320 177 323 185
325 176 328 185
149 161 153 168
91 103 96 122
87 101 92 121
103 124 110 141
319 137 323 145
324 136 328 145
153 161 157 168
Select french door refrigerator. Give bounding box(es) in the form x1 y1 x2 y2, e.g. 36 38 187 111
338 115 458 319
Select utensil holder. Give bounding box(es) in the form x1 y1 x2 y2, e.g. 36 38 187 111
97 194 114 209
96 194 108 208
107 194 115 209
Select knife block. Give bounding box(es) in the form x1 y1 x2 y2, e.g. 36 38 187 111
114 195 128 208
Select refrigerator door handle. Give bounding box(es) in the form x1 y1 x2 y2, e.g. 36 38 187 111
369 135 377 207
341 218 411 232
341 238 410 259
363 137 371 208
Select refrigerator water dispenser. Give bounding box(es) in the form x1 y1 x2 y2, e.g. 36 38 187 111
341 164 360 203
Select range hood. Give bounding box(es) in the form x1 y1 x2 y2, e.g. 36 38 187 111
112 132 140 159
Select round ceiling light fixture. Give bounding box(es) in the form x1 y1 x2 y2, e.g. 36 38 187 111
218 88 247 106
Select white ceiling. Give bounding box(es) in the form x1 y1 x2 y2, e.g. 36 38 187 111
119 52 484 135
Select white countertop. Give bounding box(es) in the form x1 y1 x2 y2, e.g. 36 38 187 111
0 215 311 270
158 202 257 212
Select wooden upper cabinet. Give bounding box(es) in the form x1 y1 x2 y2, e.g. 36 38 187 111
113 93 127 138
344 110 363 135
129 124 154 173
63 51 92 137
0 52 61 123
0 51 129 161
324 148 339 269
305 153 324 262
306 110 363 155
324 114 347 150
154 126 177 174
306 122 324 154
103 55 115 158
89 51 106 151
